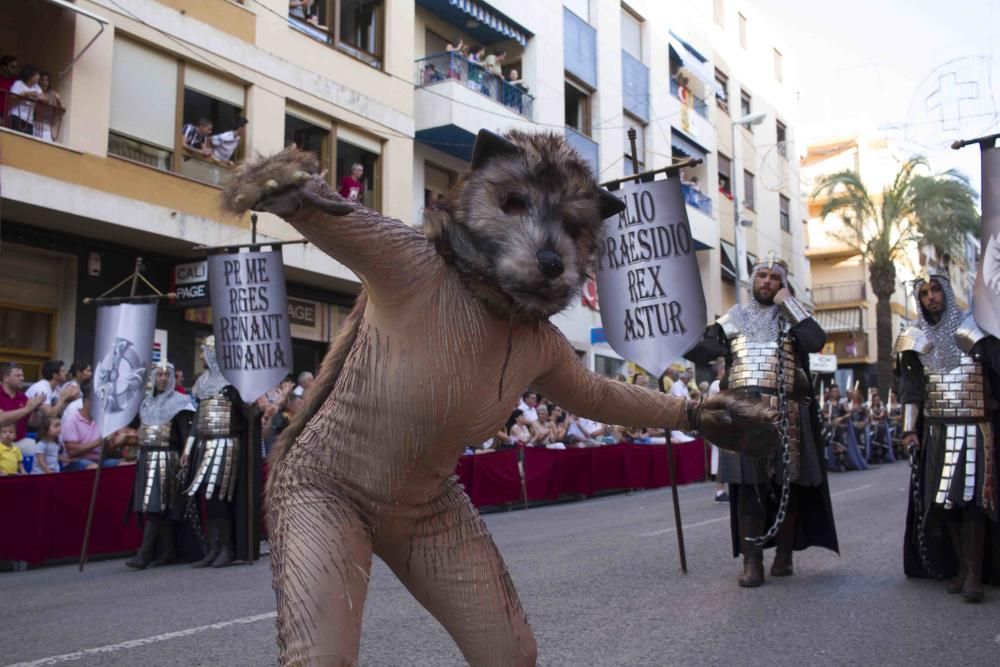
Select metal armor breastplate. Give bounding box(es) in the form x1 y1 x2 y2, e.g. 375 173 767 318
727 335 797 392
138 422 172 448
198 394 232 438
923 354 986 419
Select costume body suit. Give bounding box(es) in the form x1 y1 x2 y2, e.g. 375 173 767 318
897 273 1000 600
265 185 696 666
126 362 194 569
688 260 838 586
184 341 251 568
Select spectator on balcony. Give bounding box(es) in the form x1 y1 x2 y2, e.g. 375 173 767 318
0 55 19 113
26 360 80 419
484 51 506 78
36 71 63 142
181 117 214 160
0 363 44 455
289 0 317 24
210 116 248 165
0 423 26 476
338 163 364 202
8 64 43 136
445 39 467 80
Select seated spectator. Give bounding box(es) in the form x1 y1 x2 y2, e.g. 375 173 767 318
181 117 214 159
550 406 569 443
338 163 365 202
62 382 121 471
33 415 62 474
36 71 63 142
516 391 539 423
0 423 25 476
262 385 304 454
8 64 43 136
0 55 20 114
60 360 91 425
0 363 44 457
210 116 248 165
26 359 80 418
497 409 531 446
565 414 607 447
530 404 561 448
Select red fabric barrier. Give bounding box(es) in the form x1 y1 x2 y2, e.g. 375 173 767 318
3 441 706 566
0 466 142 566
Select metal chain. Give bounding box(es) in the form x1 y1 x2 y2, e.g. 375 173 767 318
747 314 792 547
907 437 940 579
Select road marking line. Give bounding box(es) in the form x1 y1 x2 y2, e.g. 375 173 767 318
638 483 874 537
640 516 729 537
7 612 277 667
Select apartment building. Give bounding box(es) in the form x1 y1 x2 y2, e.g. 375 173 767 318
801 132 977 391
1 0 807 382
0 0 415 378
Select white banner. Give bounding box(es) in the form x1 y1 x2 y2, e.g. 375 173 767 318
975 144 1000 336
595 178 707 378
92 302 157 438
208 250 293 403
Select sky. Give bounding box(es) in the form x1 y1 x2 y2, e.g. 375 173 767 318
751 0 999 193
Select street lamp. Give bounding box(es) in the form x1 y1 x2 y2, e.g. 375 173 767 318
731 111 767 304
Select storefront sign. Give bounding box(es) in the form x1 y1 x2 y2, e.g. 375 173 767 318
809 353 838 373
288 298 317 326
173 260 209 305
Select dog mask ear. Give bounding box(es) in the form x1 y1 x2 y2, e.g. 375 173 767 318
471 129 520 170
597 188 626 220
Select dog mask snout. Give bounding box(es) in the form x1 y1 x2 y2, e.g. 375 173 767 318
536 250 565 279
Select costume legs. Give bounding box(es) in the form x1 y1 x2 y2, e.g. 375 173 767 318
376 486 537 667
270 483 374 666
737 484 765 588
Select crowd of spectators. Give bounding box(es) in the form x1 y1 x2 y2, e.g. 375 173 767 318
418 39 530 114
1 55 65 141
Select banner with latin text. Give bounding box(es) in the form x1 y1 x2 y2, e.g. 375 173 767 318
595 177 706 379
975 143 1000 336
208 250 293 403
93 302 156 437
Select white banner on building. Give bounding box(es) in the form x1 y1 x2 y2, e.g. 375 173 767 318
208 250 293 403
595 177 707 378
92 302 157 438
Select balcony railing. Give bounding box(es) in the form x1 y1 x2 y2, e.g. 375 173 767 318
415 53 534 119
670 78 709 119
1 92 65 143
812 281 866 305
681 183 712 215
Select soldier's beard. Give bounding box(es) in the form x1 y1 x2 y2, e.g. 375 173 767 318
752 288 775 306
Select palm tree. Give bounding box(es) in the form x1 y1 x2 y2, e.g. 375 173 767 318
812 157 979 397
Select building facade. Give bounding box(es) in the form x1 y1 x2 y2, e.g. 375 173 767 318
1 0 807 385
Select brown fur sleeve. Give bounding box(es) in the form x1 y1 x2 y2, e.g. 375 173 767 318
530 324 689 430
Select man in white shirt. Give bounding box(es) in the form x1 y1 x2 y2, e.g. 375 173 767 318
669 371 691 398
211 116 248 165
25 360 79 419
516 391 539 424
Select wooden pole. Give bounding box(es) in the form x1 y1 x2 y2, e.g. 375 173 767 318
659 375 688 574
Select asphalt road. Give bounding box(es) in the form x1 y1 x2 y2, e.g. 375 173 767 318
4 462 998 666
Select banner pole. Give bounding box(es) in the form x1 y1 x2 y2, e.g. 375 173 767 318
79 258 143 571
659 375 688 574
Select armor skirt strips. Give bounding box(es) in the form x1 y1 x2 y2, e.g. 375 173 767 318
132 446 180 514
923 421 997 519
185 437 241 502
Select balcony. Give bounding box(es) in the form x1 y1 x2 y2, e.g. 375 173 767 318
812 281 866 306
825 331 869 361
670 78 708 119
564 126 598 175
682 183 712 215
2 93 66 144
414 53 537 161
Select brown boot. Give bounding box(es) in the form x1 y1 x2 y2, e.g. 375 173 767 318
960 509 985 603
192 518 221 568
125 517 160 570
771 512 796 577
945 518 965 594
738 512 765 588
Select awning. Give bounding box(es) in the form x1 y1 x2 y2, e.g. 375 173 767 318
671 129 707 161
416 0 532 47
668 31 721 95
814 307 863 333
44 0 109 25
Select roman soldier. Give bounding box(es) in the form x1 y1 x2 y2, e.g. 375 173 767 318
182 336 256 568
897 270 1000 601
688 253 839 587
126 361 194 569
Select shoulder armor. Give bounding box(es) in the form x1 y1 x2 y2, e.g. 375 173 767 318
717 312 739 339
955 313 987 354
894 326 931 355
